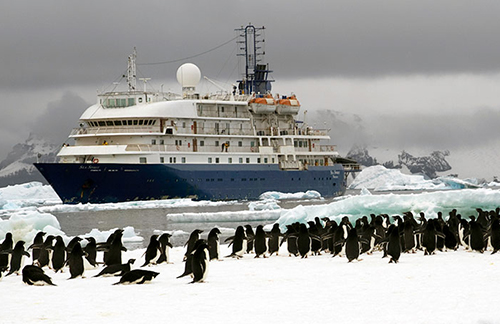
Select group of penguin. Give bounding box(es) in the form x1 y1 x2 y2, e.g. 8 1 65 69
2 207 500 286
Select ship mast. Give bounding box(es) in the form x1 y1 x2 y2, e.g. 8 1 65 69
127 47 137 91
235 24 273 95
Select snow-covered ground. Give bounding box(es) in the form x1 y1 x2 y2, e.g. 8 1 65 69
1 242 500 324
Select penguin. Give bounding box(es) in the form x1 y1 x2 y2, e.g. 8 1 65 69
344 228 362 262
253 225 268 258
83 237 98 268
281 224 299 257
332 224 345 257
142 235 161 267
94 258 135 277
190 241 209 283
207 228 221 261
442 224 458 251
421 219 444 255
490 218 500 254
34 235 54 268
307 221 322 255
113 269 159 285
67 242 86 279
178 239 206 278
97 230 117 264
268 224 281 256
157 233 173 264
30 231 46 262
22 265 56 286
225 226 247 258
0 232 13 272
5 241 30 276
50 236 66 273
244 225 255 253
386 224 402 263
297 223 312 258
402 216 416 253
184 229 203 260
106 229 126 266
66 236 83 256
469 219 486 253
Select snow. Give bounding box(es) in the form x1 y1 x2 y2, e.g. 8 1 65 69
1 241 500 323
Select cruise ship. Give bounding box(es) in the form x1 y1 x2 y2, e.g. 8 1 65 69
35 25 359 204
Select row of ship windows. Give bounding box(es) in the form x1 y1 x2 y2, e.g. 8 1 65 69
165 177 334 183
152 139 255 148
88 119 157 127
140 157 274 164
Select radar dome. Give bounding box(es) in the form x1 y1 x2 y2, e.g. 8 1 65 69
176 63 201 88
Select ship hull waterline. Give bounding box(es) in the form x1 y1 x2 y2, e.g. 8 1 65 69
34 163 347 204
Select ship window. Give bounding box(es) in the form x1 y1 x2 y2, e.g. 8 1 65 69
257 158 261 163
173 157 176 163
169 157 173 163
294 141 298 147
221 107 224 113
246 158 250 163
264 158 268 163
98 121 105 126
239 158 243 163
133 120 138 125
139 120 144 126
152 120 156 125
272 158 275 163
250 141 255 147
200 141 205 146
160 157 164 163
139 157 147 164
215 158 219 163
151 139 156 145
114 121 122 126
107 99 115 107
160 139 164 145
299 141 303 148
242 178 247 181
208 158 212 163
106 121 113 126
215 141 219 147
182 122 186 128
182 157 186 163
128 120 133 125
128 98 135 106
228 158 232 163
238 141 242 147
119 98 126 107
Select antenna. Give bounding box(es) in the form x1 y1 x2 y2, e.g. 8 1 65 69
139 78 151 92
127 48 137 91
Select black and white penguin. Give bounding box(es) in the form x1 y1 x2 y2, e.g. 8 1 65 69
106 229 126 266
253 225 268 258
83 237 98 268
344 228 362 262
94 258 135 277
421 219 444 255
207 228 221 261
191 241 209 283
297 223 312 258
113 269 159 285
244 225 255 254
6 241 30 276
184 229 203 260
30 231 46 262
402 216 416 253
469 219 486 253
51 236 66 273
0 232 13 272
142 235 161 267
442 224 458 251
386 225 402 263
282 223 299 257
178 239 206 278
22 265 56 286
490 219 500 254
67 242 86 279
66 236 83 256
34 235 54 268
225 226 247 258
268 224 281 256
157 233 173 264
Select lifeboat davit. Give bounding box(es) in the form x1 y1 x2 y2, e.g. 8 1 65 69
276 95 300 115
249 94 276 114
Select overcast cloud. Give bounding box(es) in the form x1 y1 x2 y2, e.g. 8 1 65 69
1 1 500 163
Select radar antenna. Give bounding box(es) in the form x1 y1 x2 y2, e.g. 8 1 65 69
127 47 137 91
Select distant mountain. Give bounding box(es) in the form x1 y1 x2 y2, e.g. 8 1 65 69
0 134 59 187
347 145 452 179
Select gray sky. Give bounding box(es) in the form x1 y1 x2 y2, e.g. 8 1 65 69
2 0 500 162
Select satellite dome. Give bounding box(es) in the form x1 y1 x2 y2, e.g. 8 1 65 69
176 63 201 88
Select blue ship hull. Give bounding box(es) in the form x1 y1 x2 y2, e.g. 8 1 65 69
34 163 346 204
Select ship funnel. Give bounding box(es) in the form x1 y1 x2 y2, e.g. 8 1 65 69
177 63 201 97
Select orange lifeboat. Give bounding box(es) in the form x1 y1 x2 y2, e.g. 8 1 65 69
248 94 276 114
276 95 300 115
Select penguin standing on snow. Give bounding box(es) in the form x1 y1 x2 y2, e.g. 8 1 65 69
30 231 45 262
0 233 13 272
386 225 402 263
469 219 486 253
297 223 312 258
344 228 362 262
157 233 173 264
142 235 161 267
207 228 221 261
225 226 247 259
282 224 299 257
244 225 255 254
22 265 56 286
191 241 209 283
113 269 159 285
268 224 281 256
254 225 268 258
67 242 86 279
184 229 203 260
94 258 135 277
34 235 54 268
51 236 66 273
5 241 30 276
490 219 500 254
83 237 98 268
178 239 206 278
106 229 126 266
